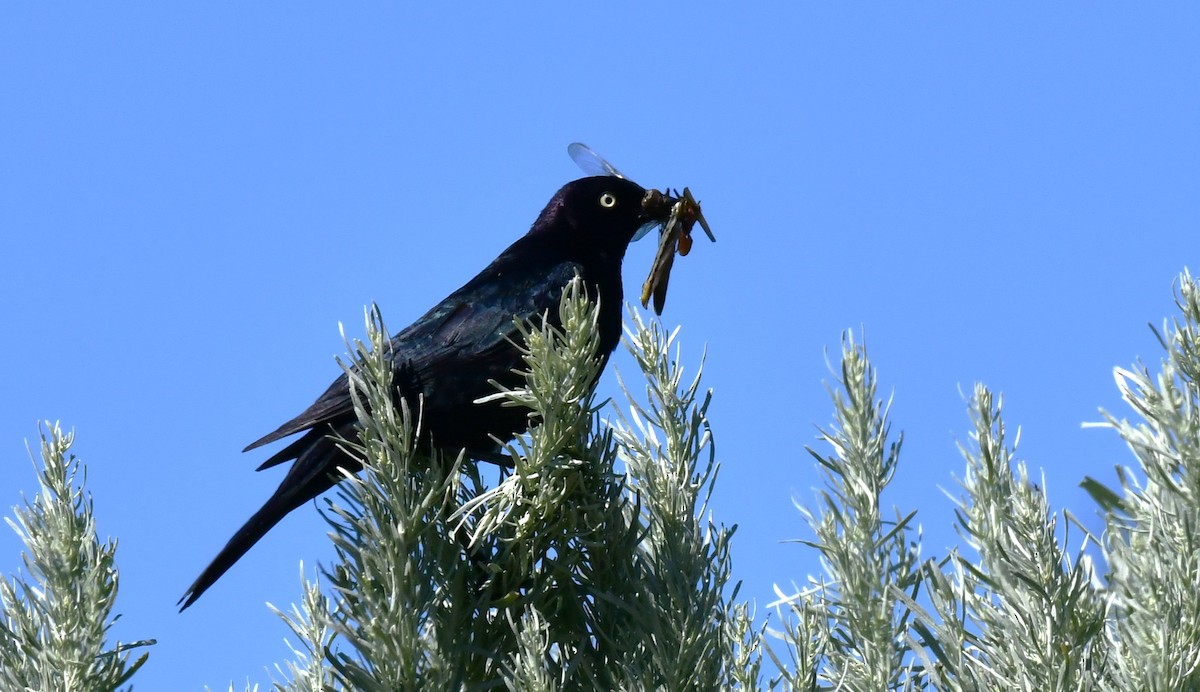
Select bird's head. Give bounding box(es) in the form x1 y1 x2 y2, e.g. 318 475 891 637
537 176 670 262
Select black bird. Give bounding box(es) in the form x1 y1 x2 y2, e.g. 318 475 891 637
179 173 666 610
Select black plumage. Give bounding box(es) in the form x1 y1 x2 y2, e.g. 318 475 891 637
179 175 663 610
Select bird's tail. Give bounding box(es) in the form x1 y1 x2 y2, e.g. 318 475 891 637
178 431 353 611
177 490 299 611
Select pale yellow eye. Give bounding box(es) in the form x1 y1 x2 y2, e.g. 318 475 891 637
599 193 617 208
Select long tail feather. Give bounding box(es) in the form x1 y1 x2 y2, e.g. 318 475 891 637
179 430 355 610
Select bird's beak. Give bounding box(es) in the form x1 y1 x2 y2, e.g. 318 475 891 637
634 189 674 242
636 187 714 245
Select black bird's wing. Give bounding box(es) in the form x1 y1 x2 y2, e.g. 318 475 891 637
246 258 583 463
178 259 583 610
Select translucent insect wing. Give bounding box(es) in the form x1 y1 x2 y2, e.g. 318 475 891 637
567 142 626 179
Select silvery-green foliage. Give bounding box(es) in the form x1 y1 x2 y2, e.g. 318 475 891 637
612 309 759 690
0 423 152 691
907 386 1106 691
1086 269 1200 690
774 271 1200 691
269 565 335 692
771 333 924 691
274 277 755 690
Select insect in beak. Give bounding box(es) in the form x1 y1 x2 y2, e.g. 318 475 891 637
640 187 713 314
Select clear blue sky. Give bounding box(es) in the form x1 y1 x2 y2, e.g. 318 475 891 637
2 4 1197 687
